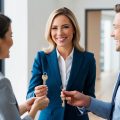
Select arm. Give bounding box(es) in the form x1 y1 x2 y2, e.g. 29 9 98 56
87 97 112 119
27 96 49 119
19 98 36 115
62 90 112 119
0 76 49 120
83 53 96 97
21 96 49 120
0 78 30 120
74 54 96 115
26 52 43 99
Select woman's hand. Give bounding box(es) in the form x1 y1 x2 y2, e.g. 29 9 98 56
19 97 36 115
29 96 49 119
25 97 36 111
34 85 48 97
32 96 49 110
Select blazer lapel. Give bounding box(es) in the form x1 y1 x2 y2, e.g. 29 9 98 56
66 48 84 90
109 73 120 120
112 73 120 102
49 49 62 88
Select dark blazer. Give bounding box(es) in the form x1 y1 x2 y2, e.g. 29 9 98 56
26 48 96 120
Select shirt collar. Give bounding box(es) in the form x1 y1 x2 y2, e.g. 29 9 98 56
56 48 74 59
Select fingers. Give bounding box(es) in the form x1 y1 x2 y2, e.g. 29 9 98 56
62 90 77 97
26 97 36 106
35 85 47 90
35 96 49 104
61 90 77 101
65 97 71 101
35 96 46 101
25 97 36 111
34 85 48 97
34 96 49 110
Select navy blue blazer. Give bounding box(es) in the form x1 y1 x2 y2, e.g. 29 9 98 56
26 48 96 120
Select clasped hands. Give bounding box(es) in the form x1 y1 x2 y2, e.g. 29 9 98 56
22 85 49 115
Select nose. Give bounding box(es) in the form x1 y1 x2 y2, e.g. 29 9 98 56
57 28 63 35
111 31 114 37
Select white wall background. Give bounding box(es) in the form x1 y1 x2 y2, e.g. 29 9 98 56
4 0 28 103
4 0 115 108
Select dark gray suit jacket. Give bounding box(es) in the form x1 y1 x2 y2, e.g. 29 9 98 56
0 73 32 120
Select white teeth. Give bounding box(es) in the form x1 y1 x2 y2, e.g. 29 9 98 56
57 37 65 41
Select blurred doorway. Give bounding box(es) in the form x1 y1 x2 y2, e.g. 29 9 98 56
85 9 120 80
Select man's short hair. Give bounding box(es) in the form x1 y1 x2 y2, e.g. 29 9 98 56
115 4 120 13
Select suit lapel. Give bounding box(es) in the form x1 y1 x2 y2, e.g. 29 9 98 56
112 73 120 102
66 48 84 90
109 73 120 120
49 49 62 88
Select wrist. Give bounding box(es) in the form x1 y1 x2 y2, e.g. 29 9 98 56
29 108 38 119
25 102 30 112
84 95 91 108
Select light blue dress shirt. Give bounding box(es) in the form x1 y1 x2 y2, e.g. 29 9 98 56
112 86 120 120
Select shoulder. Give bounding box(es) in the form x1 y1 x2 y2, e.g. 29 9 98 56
83 51 96 65
0 73 11 86
0 74 15 103
75 49 95 61
37 49 55 57
81 52 96 66
36 51 48 57
33 51 45 61
83 51 94 59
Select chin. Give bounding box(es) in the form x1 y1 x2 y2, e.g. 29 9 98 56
116 47 120 51
5 54 10 58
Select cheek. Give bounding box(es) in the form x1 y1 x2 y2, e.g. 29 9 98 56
10 39 13 47
51 31 55 39
7 38 13 47
116 31 120 40
68 32 74 40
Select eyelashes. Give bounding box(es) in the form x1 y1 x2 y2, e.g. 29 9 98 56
51 25 70 30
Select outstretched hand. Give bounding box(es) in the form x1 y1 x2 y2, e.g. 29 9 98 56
32 96 49 110
28 96 49 119
62 90 91 107
25 97 36 111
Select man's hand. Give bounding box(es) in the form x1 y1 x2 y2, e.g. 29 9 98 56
62 90 91 107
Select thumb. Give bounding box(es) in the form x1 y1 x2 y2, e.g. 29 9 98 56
63 91 76 97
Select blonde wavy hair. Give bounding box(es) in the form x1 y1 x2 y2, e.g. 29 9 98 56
44 7 84 53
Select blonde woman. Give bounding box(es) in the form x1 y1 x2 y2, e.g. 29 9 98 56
27 7 96 120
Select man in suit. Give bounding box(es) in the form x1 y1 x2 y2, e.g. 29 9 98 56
62 3 120 120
